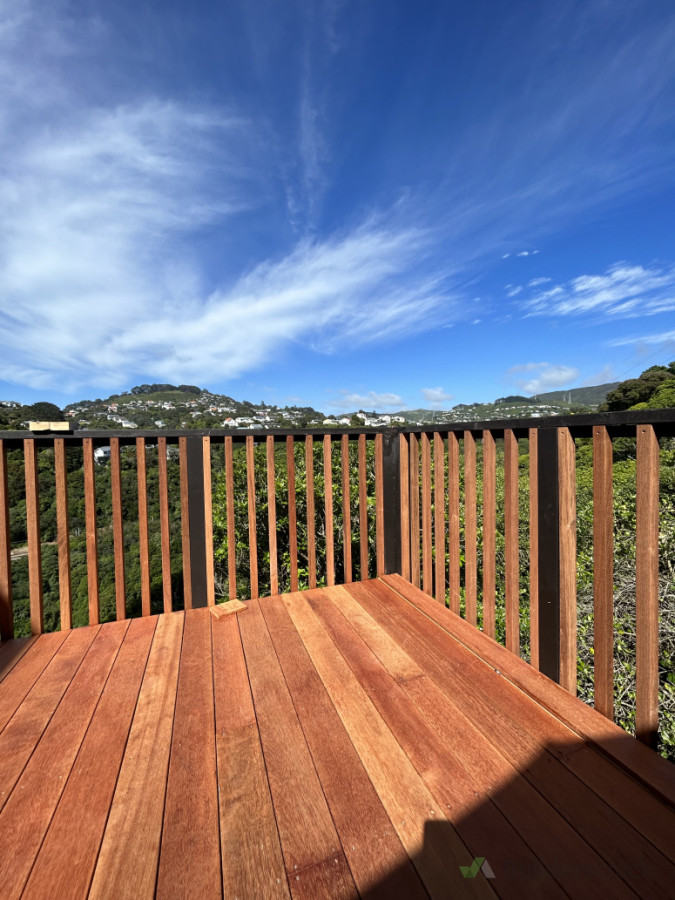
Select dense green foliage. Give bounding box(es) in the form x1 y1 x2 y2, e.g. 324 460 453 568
601 361 675 411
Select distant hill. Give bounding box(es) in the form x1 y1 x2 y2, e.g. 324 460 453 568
531 382 619 406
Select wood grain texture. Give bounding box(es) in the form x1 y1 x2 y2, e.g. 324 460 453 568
399 434 410 583
83 438 100 626
203 436 215 607
433 432 445 604
306 436 317 589
341 434 352 584
157 437 172 614
324 434 335 586
289 854 357 900
447 432 460 614
375 433 384 576
0 440 12 640
54 439 72 631
225 436 237 599
420 433 432 595
0 630 68 737
463 431 477 626
504 428 520 656
409 432 420 589
593 426 614 720
24 439 43 635
528 429 539 669
89 612 184 900
179 437 192 608
23 617 157 900
635 423 659 748
358 434 368 580
558 427 577 695
287 437 298 593
136 438 151 616
157 609 221 899
246 434 259 599
0 637 36 685
267 436 279 595
482 430 496 637
110 438 126 621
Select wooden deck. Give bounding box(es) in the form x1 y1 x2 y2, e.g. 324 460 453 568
0 576 673 899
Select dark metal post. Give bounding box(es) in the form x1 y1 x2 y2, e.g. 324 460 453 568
537 427 560 682
186 436 208 607
382 431 402 575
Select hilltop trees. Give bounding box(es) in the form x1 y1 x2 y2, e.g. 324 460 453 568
601 362 675 411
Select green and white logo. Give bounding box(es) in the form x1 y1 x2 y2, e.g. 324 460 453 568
459 857 496 879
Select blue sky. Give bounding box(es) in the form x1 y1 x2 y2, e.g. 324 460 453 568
1 0 675 413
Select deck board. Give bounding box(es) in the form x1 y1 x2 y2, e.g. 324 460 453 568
0 578 673 898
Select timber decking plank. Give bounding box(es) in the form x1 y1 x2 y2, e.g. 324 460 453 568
157 608 221 899
261 592 427 900
0 619 128 900
0 627 98 814
238 596 340 874
23 617 157 900
382 573 675 807
88 611 184 900
0 636 37 684
0 631 67 734
212 614 290 900
281 589 493 900
289 853 357 900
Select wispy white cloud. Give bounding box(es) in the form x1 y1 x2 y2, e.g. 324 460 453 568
528 276 551 287
328 390 405 412
506 362 579 395
505 284 522 298
516 250 539 257
420 387 453 409
608 329 675 348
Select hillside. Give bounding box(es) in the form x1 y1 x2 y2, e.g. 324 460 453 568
532 382 619 406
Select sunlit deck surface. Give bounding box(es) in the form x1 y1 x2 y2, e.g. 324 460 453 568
0 575 674 899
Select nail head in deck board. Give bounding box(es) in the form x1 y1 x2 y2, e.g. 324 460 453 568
238 597 340 874
24 438 43 635
289 853 357 900
358 434 368 580
305 435 316 589
420 433 432 594
82 438 100 626
324 434 335 586
157 437 172 614
157 608 221 899
409 432 420 589
504 428 520 656
375 433 385 576
593 425 614 720
0 619 128 899
528 428 539 669
89 611 184 900
281 590 491 900
53 439 72 631
261 593 428 900
433 432 445 604
136 437 152 616
286 436 299 593
110 438 127 621
558 427 577 694
447 432 461 614
203 436 216 607
0 441 12 640
23 617 157 900
341 434 353 584
225 436 237 599
267 435 279 595
482 430 496 637
399 435 411 583
635 423 660 749
463 431 477 626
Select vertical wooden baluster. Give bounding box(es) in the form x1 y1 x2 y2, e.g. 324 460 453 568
286 436 298 592
54 438 72 630
504 428 520 655
305 435 316 589
110 438 126 620
558 427 577 694
267 436 278 595
433 432 445 604
136 437 151 617
157 437 172 614
225 437 237 599
529 428 539 668
409 433 420 589
341 434 352 584
464 431 477 625
83 438 99 626
448 432 460 614
24 440 43 634
203 436 215 606
420 433 432 594
399 434 410 583
375 433 385 576
246 435 258 599
324 434 335 586
358 434 368 581
0 440 12 639
179 436 192 609
636 424 659 748
482 430 496 638
593 425 614 720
